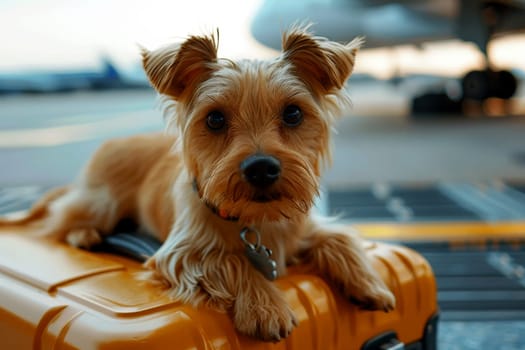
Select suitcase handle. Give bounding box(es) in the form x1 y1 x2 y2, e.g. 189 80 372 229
94 232 162 262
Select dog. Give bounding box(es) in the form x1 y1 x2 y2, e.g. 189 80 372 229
0 25 395 342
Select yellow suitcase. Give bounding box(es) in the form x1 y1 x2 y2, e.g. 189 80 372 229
0 229 438 350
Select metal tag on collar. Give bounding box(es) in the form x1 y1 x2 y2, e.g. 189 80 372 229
240 227 278 281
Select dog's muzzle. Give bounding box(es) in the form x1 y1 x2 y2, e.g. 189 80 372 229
240 154 281 189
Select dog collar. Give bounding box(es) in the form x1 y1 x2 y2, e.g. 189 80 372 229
192 179 239 222
192 180 277 280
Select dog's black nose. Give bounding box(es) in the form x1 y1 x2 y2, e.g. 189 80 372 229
240 155 281 188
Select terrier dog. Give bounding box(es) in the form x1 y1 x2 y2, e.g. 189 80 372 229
1 26 395 341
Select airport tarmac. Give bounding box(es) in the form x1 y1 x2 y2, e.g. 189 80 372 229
0 82 523 188
327 113 525 188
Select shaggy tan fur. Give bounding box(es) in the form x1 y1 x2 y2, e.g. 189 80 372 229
0 25 395 341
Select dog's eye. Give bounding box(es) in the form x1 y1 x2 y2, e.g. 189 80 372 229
206 111 226 131
282 105 303 127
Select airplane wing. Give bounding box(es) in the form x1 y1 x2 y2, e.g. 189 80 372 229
251 0 525 108
251 0 525 52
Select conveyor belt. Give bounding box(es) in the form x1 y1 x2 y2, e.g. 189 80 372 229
402 240 525 321
328 182 525 222
328 182 525 321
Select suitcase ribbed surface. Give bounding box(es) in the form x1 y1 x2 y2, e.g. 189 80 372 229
0 233 437 350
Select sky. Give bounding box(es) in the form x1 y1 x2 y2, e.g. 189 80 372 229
0 0 273 70
1 0 525 79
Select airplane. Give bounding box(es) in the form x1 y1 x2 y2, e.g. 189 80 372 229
0 58 148 95
251 0 524 107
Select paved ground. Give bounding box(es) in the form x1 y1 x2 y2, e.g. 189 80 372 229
0 90 161 186
0 83 524 188
439 321 525 350
327 115 525 188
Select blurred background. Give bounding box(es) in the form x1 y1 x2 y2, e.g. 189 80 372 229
1 0 524 187
1 0 525 349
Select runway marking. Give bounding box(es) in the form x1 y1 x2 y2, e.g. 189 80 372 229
354 221 525 241
0 111 163 148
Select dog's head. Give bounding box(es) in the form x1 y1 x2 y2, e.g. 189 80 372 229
142 25 361 224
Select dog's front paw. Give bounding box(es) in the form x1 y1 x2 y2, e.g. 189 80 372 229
234 299 298 342
348 282 396 312
66 228 102 249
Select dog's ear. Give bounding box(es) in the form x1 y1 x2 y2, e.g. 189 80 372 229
141 33 218 100
282 26 362 93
